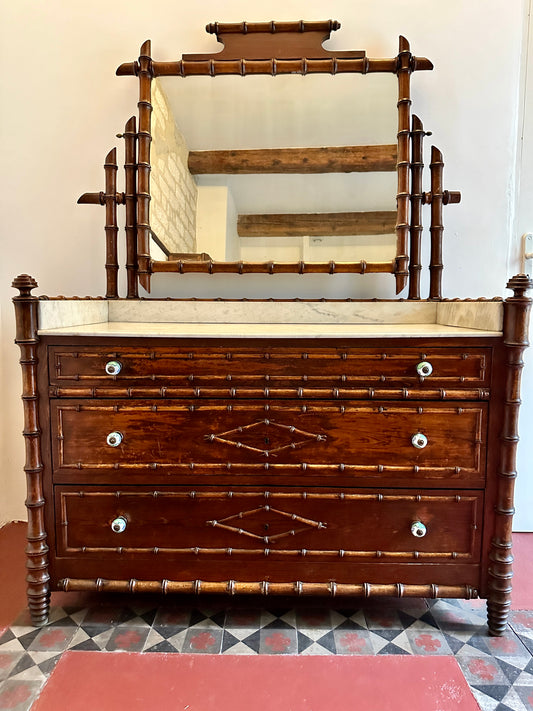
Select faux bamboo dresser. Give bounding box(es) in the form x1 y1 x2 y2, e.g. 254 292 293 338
11 293 532 636
11 22 533 634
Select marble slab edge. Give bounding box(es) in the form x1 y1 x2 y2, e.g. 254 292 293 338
107 300 439 325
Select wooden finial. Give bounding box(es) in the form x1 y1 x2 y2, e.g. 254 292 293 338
507 273 533 297
12 274 38 295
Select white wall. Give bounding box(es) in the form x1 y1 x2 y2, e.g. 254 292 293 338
0 0 529 523
512 0 533 531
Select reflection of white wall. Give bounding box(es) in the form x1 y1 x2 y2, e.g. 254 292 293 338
0 0 530 525
196 186 239 261
151 80 197 255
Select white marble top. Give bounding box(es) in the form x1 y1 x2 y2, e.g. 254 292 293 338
37 321 501 339
36 298 503 338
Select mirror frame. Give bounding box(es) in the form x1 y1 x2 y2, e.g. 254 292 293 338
79 21 461 300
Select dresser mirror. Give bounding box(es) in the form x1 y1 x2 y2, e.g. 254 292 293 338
79 20 449 299
150 71 398 268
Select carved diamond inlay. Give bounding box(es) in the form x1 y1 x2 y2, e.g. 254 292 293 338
206 505 327 544
204 418 326 457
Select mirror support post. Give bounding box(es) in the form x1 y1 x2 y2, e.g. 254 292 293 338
136 40 153 294
123 116 139 299
395 36 413 295
408 115 427 300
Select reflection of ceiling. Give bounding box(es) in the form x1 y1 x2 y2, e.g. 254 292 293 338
157 73 398 215
159 73 398 149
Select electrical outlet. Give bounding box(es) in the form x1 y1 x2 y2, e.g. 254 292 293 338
525 233 533 259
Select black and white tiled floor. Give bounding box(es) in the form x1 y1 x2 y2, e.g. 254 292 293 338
1 597 533 711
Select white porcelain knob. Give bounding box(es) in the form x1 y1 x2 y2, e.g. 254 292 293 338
411 433 428 449
106 431 123 447
105 360 122 376
111 516 127 533
411 521 427 538
416 361 433 377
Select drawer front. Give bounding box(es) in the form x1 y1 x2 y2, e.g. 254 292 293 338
51 400 487 484
48 344 491 393
55 486 482 564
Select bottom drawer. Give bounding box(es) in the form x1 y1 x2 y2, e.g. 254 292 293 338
55 486 482 564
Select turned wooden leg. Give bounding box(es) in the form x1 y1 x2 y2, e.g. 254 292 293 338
487 596 511 637
487 276 533 636
13 275 50 627
27 590 50 627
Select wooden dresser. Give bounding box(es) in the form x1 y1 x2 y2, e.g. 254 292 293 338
12 21 532 635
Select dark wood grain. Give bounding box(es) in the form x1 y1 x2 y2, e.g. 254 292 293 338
188 146 398 175
237 211 397 237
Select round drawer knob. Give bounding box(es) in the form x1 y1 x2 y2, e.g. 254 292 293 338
105 360 122 376
416 361 433 377
411 433 428 449
411 521 427 538
106 431 123 447
111 516 127 533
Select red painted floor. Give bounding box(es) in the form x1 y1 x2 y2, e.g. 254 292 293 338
31 651 479 711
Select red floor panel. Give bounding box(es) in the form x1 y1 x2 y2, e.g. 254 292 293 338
32 652 479 711
0 523 27 628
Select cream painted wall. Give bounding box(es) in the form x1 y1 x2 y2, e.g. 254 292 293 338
0 0 529 524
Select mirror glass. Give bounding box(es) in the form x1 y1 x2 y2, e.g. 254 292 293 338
149 71 398 265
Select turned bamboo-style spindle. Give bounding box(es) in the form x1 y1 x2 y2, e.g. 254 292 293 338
428 146 444 300
408 115 426 300
394 36 413 295
123 116 139 299
12 275 50 626
104 148 119 298
136 40 153 293
488 274 533 635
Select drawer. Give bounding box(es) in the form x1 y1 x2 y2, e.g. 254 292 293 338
51 400 487 485
48 344 491 393
55 486 483 565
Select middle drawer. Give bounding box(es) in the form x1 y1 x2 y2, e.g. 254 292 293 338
51 399 487 487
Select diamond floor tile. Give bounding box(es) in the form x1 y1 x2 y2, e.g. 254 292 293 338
0 597 532 710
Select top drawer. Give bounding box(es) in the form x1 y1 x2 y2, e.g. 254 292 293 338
48 344 492 394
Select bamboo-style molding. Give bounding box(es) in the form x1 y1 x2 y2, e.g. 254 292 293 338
11 276 50 627
123 116 139 299
188 145 398 175
48 386 492 401
237 211 397 238
394 36 412 295
55 462 482 476
60 490 477 504
59 578 478 600
205 20 344 36
408 115 427 300
151 259 395 275
488 274 533 635
60 546 472 561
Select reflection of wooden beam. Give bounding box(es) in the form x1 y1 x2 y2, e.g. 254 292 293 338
188 145 397 174
238 211 397 237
